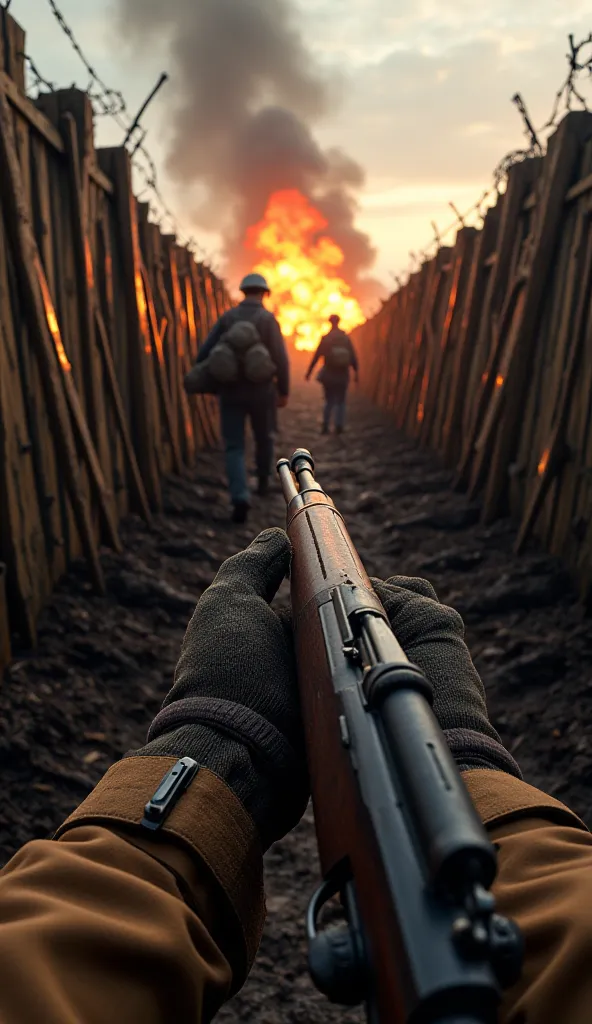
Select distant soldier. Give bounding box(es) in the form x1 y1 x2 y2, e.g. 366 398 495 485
305 314 359 434
186 273 289 523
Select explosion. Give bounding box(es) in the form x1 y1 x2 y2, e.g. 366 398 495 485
244 189 366 351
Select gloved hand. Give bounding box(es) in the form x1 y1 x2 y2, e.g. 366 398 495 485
131 528 308 849
371 576 521 778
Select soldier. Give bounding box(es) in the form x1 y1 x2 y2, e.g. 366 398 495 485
190 273 289 523
305 314 359 434
0 531 591 1021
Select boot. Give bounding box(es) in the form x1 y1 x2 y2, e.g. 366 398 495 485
231 500 250 524
321 423 329 435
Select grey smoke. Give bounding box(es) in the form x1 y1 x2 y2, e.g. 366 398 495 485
116 0 381 302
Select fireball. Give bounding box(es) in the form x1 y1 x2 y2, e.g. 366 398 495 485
244 189 365 351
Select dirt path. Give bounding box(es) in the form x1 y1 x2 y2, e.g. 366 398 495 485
2 383 592 1022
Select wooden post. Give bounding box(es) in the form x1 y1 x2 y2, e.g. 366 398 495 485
481 112 592 521
424 228 477 449
0 319 40 646
94 306 153 525
60 107 114 505
442 206 499 464
455 159 539 487
0 86 105 593
141 263 182 472
99 146 162 510
0 562 10 678
28 129 68 583
0 11 25 90
35 258 122 553
163 236 196 467
515 196 592 551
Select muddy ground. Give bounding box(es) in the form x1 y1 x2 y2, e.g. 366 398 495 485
3 384 592 1022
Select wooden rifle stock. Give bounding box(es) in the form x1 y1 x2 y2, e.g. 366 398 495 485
277 449 522 1024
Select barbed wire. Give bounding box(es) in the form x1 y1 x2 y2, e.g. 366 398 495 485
543 33 592 129
23 54 56 96
29 0 205 256
396 31 592 287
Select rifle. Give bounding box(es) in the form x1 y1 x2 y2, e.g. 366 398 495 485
277 448 522 1024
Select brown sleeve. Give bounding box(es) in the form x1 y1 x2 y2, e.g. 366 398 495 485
464 769 592 1024
0 757 265 1024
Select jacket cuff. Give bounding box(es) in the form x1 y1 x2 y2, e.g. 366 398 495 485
54 756 265 977
446 727 522 778
463 769 588 832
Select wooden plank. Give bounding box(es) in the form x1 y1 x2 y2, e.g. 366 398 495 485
0 308 40 646
467 279 527 498
0 562 10 677
28 130 67 582
516 198 592 552
0 85 105 592
183 257 199 362
141 262 182 472
481 112 592 522
442 206 499 463
4 13 25 91
0 72 64 152
574 287 592 598
41 92 81 565
177 245 208 448
188 259 219 448
455 159 540 487
422 227 477 447
408 254 451 434
565 171 592 204
155 257 181 454
88 164 114 195
94 307 152 524
397 259 440 431
61 109 114 517
192 262 210 342
167 240 196 467
202 269 217 332
35 260 122 553
513 183 588 539
99 146 161 510
97 195 130 518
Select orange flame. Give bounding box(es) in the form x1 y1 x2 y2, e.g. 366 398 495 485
538 448 550 476
245 189 365 351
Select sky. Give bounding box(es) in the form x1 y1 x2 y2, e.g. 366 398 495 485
11 0 592 294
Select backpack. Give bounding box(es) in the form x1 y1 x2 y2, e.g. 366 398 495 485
326 335 351 369
207 312 276 385
183 361 219 395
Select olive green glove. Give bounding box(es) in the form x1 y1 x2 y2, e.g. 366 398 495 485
371 576 521 778
131 528 308 849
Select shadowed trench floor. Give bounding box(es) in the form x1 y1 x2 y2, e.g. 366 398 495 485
2 383 592 1022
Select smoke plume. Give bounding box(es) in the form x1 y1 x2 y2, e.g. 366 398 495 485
116 0 380 303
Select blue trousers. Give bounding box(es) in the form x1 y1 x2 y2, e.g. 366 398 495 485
323 384 347 431
219 396 274 503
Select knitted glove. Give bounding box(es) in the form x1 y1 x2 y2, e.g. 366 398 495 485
130 528 308 848
371 576 521 778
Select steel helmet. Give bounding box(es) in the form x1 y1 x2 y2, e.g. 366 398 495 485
240 272 270 293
